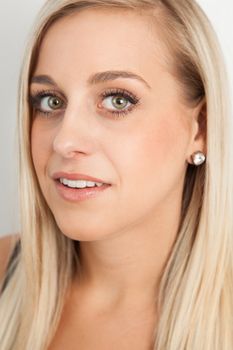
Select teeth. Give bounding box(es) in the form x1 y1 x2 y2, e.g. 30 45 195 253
96 183 103 187
59 178 104 189
86 181 96 187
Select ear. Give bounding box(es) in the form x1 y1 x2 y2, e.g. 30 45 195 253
187 98 207 164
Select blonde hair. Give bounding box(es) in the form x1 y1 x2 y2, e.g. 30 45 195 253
0 0 232 349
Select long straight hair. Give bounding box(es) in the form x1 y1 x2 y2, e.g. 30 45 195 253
0 1 232 349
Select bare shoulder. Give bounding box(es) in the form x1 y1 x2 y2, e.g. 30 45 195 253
0 233 20 282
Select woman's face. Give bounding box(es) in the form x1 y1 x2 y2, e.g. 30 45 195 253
30 9 204 241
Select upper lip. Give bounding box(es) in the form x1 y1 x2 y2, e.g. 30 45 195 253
52 172 111 184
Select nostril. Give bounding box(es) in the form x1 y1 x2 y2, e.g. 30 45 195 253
53 135 91 158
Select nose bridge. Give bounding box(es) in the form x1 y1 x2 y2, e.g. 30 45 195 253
52 98 94 157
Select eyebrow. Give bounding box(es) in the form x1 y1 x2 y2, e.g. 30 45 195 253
30 70 151 89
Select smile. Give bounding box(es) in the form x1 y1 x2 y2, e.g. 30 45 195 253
59 178 104 189
55 179 111 202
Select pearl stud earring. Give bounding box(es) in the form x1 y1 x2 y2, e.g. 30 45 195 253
191 151 206 166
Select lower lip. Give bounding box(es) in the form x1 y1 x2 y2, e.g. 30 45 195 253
54 180 111 202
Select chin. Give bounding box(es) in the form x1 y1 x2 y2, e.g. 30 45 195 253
55 219 112 242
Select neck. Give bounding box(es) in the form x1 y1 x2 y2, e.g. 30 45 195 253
75 196 181 310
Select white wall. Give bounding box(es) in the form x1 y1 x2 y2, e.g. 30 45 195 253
0 1 44 236
0 1 232 236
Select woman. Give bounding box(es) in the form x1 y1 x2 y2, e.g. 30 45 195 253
0 0 232 349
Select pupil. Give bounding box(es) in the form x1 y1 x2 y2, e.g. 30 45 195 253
49 97 61 109
113 96 127 109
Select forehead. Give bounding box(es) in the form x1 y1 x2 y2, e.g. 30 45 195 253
34 8 172 88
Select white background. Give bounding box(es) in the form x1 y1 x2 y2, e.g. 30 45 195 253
0 1 232 236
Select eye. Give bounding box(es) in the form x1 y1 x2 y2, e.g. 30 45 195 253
29 88 140 119
41 96 63 111
103 95 130 110
29 90 65 116
99 88 140 118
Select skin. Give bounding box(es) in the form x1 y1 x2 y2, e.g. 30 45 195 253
30 8 205 348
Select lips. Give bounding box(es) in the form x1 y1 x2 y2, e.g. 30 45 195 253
52 171 110 185
55 179 111 202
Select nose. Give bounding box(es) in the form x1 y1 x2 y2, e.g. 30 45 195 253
52 105 94 159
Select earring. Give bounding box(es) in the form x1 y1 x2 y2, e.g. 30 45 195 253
191 151 206 166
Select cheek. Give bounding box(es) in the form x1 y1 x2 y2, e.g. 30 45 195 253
31 121 52 178
125 116 189 170
119 115 190 197
145 118 188 163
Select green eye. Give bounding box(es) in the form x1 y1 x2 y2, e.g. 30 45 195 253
100 88 140 118
30 88 140 119
103 95 130 111
45 96 63 110
29 91 65 117
111 96 128 110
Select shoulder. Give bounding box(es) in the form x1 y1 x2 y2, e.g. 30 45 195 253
0 233 20 283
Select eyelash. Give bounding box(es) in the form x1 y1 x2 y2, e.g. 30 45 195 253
29 88 141 119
